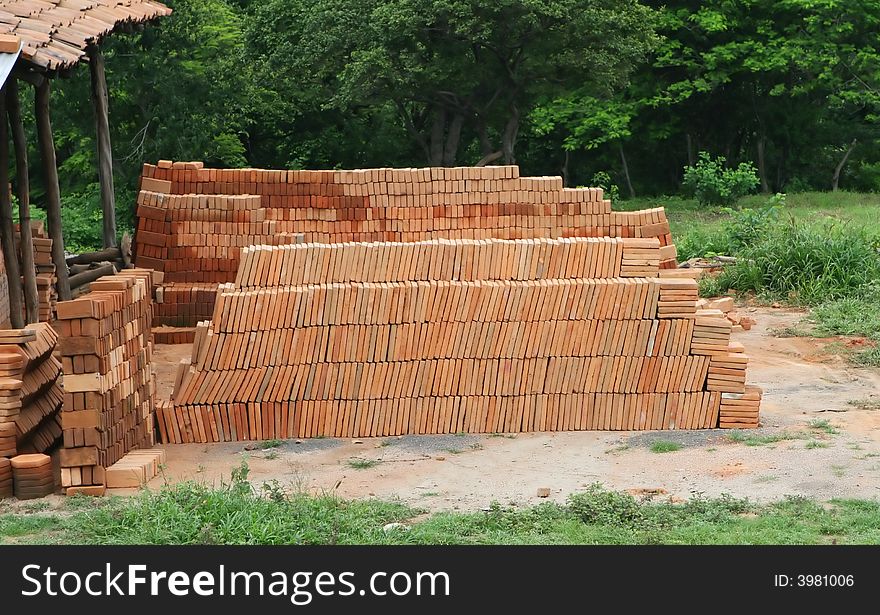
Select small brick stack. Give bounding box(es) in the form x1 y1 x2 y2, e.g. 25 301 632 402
158 236 760 442
11 221 57 323
55 269 157 496
134 162 676 330
29 222 57 323
10 453 54 500
152 282 221 344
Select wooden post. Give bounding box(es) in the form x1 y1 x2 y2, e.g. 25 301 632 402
87 45 116 248
7 80 38 324
34 80 71 301
0 88 24 328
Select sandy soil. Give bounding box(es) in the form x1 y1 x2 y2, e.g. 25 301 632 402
141 307 880 511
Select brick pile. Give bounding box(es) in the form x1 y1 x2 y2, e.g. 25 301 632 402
134 161 676 330
55 269 157 496
15 221 57 323
0 325 64 454
10 453 54 500
157 236 761 442
0 325 64 498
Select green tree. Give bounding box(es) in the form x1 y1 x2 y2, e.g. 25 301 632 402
247 0 657 167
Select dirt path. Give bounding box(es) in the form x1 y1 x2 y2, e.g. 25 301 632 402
144 307 880 510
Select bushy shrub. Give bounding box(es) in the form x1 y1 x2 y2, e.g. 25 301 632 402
682 152 759 207
716 221 880 304
567 484 643 527
675 203 779 261
590 171 620 202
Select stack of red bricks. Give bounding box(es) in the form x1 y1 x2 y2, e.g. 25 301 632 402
30 222 57 323
0 325 64 498
55 270 157 496
13 221 57 323
134 162 676 330
157 236 760 442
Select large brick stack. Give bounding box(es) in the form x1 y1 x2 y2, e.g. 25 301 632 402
157 236 761 442
0 325 64 498
134 162 676 329
55 270 157 495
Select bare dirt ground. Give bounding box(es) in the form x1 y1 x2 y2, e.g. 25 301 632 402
142 307 880 511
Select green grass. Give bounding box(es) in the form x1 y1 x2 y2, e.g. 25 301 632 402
805 440 829 449
0 514 63 539
5 480 880 545
726 430 802 446
628 192 880 363
649 440 682 453
257 440 283 450
808 419 839 435
347 458 381 470
623 191 880 246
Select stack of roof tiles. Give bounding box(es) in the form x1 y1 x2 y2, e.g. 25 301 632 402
55 269 157 496
0 324 64 497
157 235 761 442
0 0 171 72
135 162 677 330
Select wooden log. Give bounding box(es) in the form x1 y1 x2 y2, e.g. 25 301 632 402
69 262 117 275
88 45 116 249
66 247 124 266
34 80 71 301
68 263 116 290
0 87 24 328
6 80 39 325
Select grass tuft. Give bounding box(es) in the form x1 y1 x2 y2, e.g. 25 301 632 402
726 430 802 446
649 441 682 453
347 458 381 470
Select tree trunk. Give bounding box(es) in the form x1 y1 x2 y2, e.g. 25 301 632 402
0 89 23 328
88 45 117 248
34 80 71 301
832 139 858 192
756 135 769 194
686 133 695 166
475 151 503 167
429 107 446 166
501 103 520 165
443 113 464 166
6 81 38 325
477 119 494 156
561 149 570 187
618 142 635 199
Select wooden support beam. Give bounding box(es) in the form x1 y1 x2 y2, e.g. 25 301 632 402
0 87 24 328
87 45 116 248
34 80 71 301
7 80 39 325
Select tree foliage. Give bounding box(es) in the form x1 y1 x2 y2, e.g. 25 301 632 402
14 0 880 253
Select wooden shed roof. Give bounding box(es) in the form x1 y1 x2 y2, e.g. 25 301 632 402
0 0 171 72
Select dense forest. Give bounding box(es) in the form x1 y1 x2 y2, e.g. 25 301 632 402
17 0 880 246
